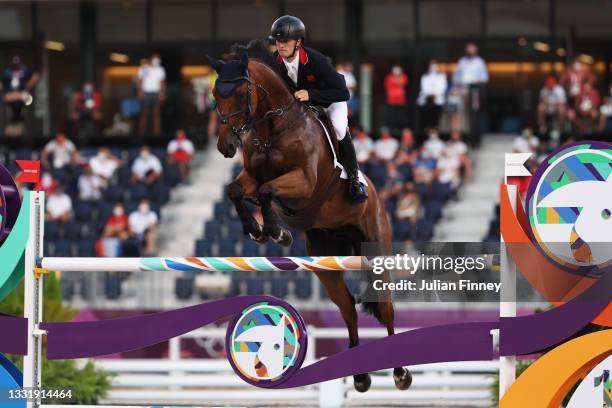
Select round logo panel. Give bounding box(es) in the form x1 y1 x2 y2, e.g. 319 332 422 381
225 300 307 387
526 141 612 277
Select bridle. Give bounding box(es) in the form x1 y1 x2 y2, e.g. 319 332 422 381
216 69 295 143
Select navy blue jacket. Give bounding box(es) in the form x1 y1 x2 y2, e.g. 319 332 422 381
274 46 349 108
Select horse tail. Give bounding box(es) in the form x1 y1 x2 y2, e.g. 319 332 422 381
359 268 386 324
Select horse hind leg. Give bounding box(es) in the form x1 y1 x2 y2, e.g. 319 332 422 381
307 229 372 393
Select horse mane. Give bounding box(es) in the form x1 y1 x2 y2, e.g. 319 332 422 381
226 39 284 78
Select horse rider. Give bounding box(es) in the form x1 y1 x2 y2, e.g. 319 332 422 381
269 15 368 205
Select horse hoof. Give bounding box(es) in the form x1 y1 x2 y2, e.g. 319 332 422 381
248 224 268 243
393 367 412 390
353 373 372 393
273 228 293 247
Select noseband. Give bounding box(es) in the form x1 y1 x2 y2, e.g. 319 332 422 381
216 70 294 141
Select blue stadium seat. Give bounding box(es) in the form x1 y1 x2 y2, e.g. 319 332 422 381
415 182 430 199
45 221 60 240
245 276 264 294
393 219 413 240
98 201 113 223
77 239 96 256
241 240 261 257
431 181 452 202
105 185 124 203
15 148 33 160
151 183 170 204
80 222 96 239
214 202 231 220
424 200 444 222
54 240 72 256
265 242 283 257
294 277 312 299
64 220 81 240
104 273 122 299
164 165 181 186
227 277 242 297
289 239 306 256
368 162 388 189
217 238 236 257
204 221 222 240
416 219 434 241
175 276 194 300
152 147 167 162
75 201 93 222
117 165 131 185
398 164 413 181
226 220 244 240
129 183 149 202
195 239 212 255
271 277 289 298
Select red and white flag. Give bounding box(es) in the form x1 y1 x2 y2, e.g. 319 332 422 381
15 160 41 191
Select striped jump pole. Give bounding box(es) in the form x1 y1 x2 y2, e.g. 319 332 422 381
38 256 363 273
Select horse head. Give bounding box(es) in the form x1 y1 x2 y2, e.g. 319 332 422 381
209 52 273 158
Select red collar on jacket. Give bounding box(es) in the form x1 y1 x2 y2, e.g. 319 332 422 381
277 47 309 65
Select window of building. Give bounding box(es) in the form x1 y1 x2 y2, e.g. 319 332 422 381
557 0 612 37
487 0 548 37
364 0 414 41
0 2 31 40
218 0 278 41
284 0 345 43
153 1 212 41
419 0 481 37
98 1 146 44
38 2 80 44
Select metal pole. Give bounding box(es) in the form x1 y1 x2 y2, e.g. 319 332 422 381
499 184 517 398
23 191 45 408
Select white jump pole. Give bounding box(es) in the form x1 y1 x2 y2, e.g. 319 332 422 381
23 191 45 408
38 256 363 273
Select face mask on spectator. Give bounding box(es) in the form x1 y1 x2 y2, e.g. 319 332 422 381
113 206 124 216
139 203 150 213
41 174 52 188
392 66 402 75
430 64 438 73
151 58 161 67
141 150 150 159
84 84 93 93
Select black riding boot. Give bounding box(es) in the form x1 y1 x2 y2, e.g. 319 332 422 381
338 131 368 204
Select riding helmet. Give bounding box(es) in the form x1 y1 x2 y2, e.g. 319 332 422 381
269 15 306 42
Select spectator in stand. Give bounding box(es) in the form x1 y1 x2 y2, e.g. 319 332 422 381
447 130 472 182
131 145 162 185
435 146 462 201
338 61 358 119
395 128 416 166
417 59 447 135
561 59 595 107
374 128 399 162
45 186 72 222
98 202 135 257
395 182 420 236
570 81 600 134
353 129 374 164
422 128 446 160
537 75 567 135
72 81 102 126
128 198 158 256
413 147 437 197
2 55 38 137
384 64 409 131
78 165 106 201
138 53 166 136
89 147 122 182
599 83 612 133
453 43 489 145
41 132 78 169
379 161 404 201
167 128 195 181
40 172 59 195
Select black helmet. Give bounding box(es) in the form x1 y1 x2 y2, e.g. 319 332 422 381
269 15 306 42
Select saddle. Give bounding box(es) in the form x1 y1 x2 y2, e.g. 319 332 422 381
305 105 341 159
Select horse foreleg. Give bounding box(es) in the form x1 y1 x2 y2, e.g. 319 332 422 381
228 170 266 242
257 168 314 246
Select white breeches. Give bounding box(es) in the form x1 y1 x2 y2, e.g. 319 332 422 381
325 101 348 140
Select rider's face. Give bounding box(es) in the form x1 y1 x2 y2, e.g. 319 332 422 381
276 39 299 59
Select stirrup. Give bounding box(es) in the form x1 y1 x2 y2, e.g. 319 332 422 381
348 178 368 205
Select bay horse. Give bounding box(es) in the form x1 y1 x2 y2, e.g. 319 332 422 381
208 41 411 392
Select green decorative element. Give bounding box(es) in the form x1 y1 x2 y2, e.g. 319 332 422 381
249 257 272 271
0 192 29 302
551 172 573 190
139 257 166 271
206 257 237 271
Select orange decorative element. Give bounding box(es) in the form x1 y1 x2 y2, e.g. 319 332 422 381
500 330 612 408
226 257 257 271
499 184 611 327
317 257 343 270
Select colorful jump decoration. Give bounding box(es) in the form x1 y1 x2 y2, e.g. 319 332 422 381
0 141 610 408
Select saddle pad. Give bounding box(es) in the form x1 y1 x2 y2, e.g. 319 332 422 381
315 117 367 185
